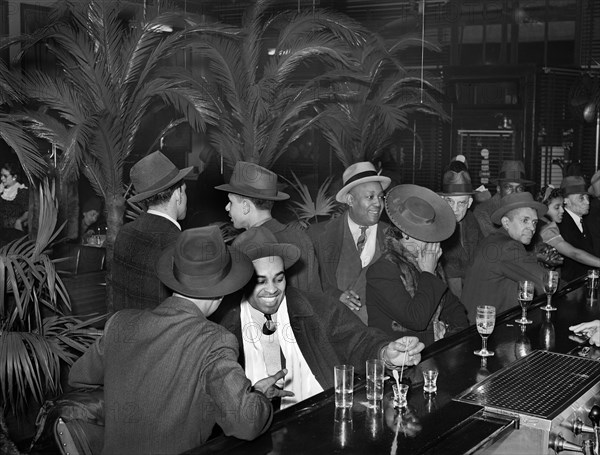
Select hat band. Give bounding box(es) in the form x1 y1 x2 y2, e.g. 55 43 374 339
138 167 180 194
229 181 278 198
443 183 472 193
563 185 587 195
172 254 232 292
344 170 379 187
497 171 526 181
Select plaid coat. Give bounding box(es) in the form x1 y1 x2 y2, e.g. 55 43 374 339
112 212 180 312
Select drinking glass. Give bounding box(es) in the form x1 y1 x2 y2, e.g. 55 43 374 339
542 270 559 311
334 365 354 408
515 280 534 325
474 305 495 357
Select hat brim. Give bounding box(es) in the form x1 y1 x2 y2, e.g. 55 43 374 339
244 243 301 270
491 201 548 225
215 183 289 201
336 176 392 203
128 166 194 203
438 190 474 196
491 177 535 186
385 184 456 242
156 245 254 298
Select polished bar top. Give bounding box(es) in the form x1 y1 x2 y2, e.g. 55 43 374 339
186 276 600 454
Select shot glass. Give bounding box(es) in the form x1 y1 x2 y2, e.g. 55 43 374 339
392 383 409 409
334 365 354 408
422 369 439 394
588 270 599 297
366 359 385 401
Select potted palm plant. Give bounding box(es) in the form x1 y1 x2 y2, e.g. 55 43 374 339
0 180 102 444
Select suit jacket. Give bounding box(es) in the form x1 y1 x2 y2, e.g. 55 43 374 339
68 297 272 455
462 230 545 323
441 211 483 280
112 212 180 312
313 214 387 302
473 193 502 237
559 210 595 282
216 287 391 390
262 218 321 292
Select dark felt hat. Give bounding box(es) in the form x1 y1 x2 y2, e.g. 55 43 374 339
385 184 456 242
129 151 193 203
336 161 391 203
492 160 534 185
438 170 474 196
215 161 289 201
491 192 548 225
561 176 591 196
232 227 300 270
156 226 253 298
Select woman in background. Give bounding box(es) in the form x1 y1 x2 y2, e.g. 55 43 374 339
0 163 29 244
537 185 600 268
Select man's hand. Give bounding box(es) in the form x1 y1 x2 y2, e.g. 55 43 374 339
383 336 425 367
253 369 295 400
536 245 563 269
339 289 361 311
569 320 600 346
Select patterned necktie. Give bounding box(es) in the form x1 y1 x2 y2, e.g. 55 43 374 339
263 313 276 335
356 226 368 254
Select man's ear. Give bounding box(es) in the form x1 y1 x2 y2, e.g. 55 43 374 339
467 197 474 209
346 192 354 207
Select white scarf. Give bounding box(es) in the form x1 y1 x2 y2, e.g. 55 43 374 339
1 183 27 202
240 297 323 409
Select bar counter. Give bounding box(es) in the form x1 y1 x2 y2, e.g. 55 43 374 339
186 276 600 454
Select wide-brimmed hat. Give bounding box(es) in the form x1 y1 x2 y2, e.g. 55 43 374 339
129 151 193 203
385 184 456 242
561 176 591 196
336 162 391 203
232 227 300 270
589 170 600 194
491 160 534 185
438 170 474 196
215 161 289 201
156 226 253 298
491 192 548 225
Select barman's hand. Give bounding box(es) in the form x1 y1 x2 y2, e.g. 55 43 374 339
253 369 295 400
340 289 361 311
382 336 424 367
569 320 600 347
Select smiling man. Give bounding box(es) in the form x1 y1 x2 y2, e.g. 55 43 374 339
214 227 424 410
313 162 391 324
462 192 547 323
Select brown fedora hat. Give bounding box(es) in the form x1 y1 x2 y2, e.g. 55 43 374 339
232 226 300 270
491 192 548 225
129 151 193 203
336 161 391 203
561 175 591 196
156 226 254 298
491 160 534 185
385 184 456 242
438 170 474 196
215 161 289 201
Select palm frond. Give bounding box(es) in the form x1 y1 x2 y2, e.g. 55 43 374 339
282 172 340 223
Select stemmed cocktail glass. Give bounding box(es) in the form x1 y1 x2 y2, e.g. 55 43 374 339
474 305 495 357
515 280 534 325
541 270 559 311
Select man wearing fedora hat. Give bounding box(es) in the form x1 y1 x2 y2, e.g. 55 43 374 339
438 169 483 298
215 161 320 293
473 160 534 237
112 151 192 312
558 176 598 281
462 192 547 322
313 161 391 324
69 226 287 454
213 226 424 410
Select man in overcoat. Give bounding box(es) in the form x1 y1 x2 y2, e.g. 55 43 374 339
69 226 286 454
462 192 547 323
313 162 391 324
112 151 192 311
